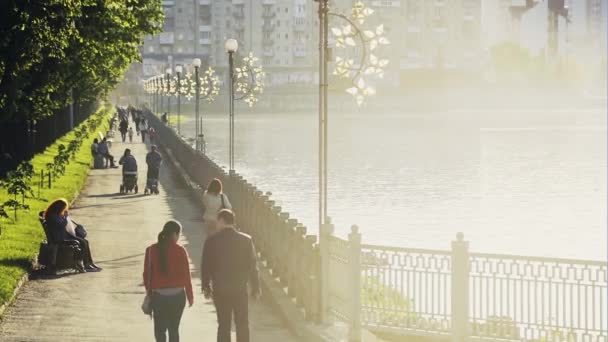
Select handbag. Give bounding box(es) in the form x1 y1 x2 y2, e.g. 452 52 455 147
220 193 226 210
141 247 153 315
74 224 87 239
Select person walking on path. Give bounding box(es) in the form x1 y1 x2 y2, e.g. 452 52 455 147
119 118 129 142
128 126 134 143
139 119 149 143
146 145 162 175
134 113 141 134
144 220 194 342
201 209 260 342
202 179 232 237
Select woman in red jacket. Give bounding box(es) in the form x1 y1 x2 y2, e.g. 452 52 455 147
143 220 193 342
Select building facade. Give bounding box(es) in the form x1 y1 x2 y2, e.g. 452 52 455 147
142 0 317 86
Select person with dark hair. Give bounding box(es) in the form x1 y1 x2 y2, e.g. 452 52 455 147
44 198 101 272
119 117 129 142
202 178 232 237
201 209 260 342
119 148 138 173
98 137 118 168
143 220 193 342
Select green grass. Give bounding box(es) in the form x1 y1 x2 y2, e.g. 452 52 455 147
0 104 112 307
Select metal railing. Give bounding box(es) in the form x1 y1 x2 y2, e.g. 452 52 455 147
320 225 607 342
146 110 607 342
468 253 607 342
147 110 321 321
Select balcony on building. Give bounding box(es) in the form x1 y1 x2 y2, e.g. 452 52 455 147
262 0 276 4
232 0 244 5
293 22 306 32
435 0 446 7
200 8 211 20
294 45 306 57
162 0 175 6
433 16 448 33
233 9 245 19
263 49 274 57
159 32 175 45
262 37 275 46
234 21 245 32
199 25 212 43
262 23 275 32
199 0 211 4
371 0 401 7
262 10 276 18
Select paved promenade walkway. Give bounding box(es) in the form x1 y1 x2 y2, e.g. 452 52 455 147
0 139 296 341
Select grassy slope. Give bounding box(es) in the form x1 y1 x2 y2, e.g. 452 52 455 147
0 105 112 305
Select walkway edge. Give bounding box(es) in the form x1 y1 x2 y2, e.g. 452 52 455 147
0 274 28 319
160 142 335 342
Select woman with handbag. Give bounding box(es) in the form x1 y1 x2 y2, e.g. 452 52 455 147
44 198 101 272
143 220 193 342
201 178 232 237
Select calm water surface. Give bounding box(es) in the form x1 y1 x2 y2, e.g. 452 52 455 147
176 107 606 260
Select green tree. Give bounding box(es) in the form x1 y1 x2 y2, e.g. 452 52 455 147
0 0 163 122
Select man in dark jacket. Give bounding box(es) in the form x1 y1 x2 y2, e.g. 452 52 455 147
201 209 260 342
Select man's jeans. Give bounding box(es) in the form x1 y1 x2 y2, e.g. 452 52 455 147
213 290 249 342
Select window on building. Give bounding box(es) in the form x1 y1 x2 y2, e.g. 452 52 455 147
148 46 154 53
285 7 288 13
285 33 288 39
201 32 211 39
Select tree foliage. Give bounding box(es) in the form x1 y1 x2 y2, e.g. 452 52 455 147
0 0 163 122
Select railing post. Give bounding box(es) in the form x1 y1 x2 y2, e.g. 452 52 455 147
319 217 334 323
349 225 362 342
451 232 470 342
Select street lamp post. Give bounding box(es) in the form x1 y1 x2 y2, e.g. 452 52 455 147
225 38 238 172
166 68 172 126
192 58 201 151
175 65 183 134
314 0 389 329
160 76 164 118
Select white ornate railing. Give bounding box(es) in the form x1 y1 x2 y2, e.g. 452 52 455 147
360 245 452 336
322 228 607 342
469 253 607 342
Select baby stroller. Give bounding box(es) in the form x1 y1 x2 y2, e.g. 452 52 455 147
120 171 138 194
144 166 160 195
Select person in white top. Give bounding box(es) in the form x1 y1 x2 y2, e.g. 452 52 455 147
202 178 232 237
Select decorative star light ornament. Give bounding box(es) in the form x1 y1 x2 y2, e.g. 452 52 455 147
330 1 389 105
170 67 220 103
234 52 265 107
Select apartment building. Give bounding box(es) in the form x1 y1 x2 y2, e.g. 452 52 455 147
142 0 317 86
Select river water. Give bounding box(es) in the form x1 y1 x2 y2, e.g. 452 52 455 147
174 104 606 260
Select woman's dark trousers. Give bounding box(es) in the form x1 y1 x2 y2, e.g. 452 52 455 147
152 291 186 342
70 236 94 265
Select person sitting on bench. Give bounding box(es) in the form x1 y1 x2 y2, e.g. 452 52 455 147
98 137 118 168
44 198 101 272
